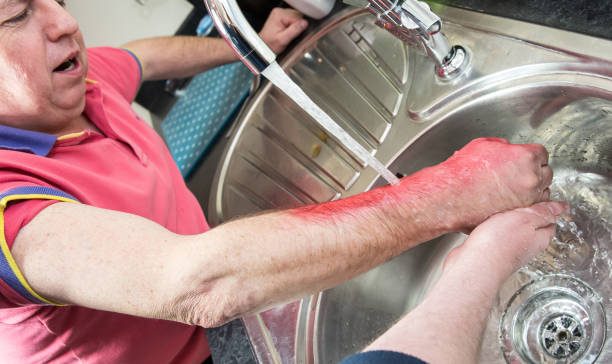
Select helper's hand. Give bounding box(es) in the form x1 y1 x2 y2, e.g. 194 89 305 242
259 8 308 55
444 201 568 284
364 202 568 364
434 137 553 230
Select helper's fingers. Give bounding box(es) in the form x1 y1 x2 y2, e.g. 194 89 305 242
531 221 557 251
524 201 569 228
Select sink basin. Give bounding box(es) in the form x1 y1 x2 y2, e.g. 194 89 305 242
207 5 612 364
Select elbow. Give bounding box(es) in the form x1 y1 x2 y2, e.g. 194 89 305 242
120 41 152 81
194 293 241 328
162 235 262 328
165 280 255 328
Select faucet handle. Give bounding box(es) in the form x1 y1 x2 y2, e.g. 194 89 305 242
354 0 441 33
357 0 443 54
345 0 467 78
398 0 441 32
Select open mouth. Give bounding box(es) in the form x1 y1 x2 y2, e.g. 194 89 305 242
54 57 77 72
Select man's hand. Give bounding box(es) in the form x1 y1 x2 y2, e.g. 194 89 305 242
400 138 554 232
364 201 567 364
444 201 568 286
259 8 309 55
122 8 307 81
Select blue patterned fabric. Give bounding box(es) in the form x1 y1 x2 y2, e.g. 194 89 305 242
161 62 254 178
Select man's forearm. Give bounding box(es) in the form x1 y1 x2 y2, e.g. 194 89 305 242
364 265 500 364
122 36 238 81
165 169 465 327
122 7 309 81
13 139 551 327
363 202 565 364
12 166 457 328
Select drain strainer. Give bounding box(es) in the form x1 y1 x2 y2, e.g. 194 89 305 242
541 314 585 359
499 275 606 363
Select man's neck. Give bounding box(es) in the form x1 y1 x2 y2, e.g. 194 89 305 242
58 114 101 136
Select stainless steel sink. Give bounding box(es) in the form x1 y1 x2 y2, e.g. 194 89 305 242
208 5 612 364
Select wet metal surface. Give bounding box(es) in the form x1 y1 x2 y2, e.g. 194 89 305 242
207 6 612 364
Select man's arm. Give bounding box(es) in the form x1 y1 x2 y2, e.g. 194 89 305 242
11 139 552 327
364 201 568 364
122 8 308 81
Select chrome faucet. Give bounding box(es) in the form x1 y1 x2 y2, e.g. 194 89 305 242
346 0 467 78
203 0 466 77
203 0 276 74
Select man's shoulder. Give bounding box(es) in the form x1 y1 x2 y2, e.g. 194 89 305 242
85 47 143 103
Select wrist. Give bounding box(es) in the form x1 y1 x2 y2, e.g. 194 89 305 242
394 164 468 235
442 236 512 290
438 259 502 304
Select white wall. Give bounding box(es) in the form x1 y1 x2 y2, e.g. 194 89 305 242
66 0 195 126
65 0 194 48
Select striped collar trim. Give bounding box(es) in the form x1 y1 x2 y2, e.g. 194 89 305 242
0 125 57 157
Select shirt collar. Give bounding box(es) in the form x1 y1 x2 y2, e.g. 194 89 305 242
0 124 57 156
0 79 102 157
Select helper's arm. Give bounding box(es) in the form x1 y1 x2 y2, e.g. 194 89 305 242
121 8 308 81
11 138 552 327
364 202 567 364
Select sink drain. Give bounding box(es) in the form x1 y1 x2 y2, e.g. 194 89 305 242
499 275 606 363
541 314 585 359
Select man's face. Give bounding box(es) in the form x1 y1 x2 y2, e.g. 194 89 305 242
0 0 87 134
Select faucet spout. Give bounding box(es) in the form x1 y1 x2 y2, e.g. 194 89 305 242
203 0 276 74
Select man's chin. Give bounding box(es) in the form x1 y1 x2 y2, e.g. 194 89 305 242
53 93 87 117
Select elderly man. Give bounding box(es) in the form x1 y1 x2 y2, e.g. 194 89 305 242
0 0 557 363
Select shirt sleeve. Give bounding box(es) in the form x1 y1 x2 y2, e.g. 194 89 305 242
85 47 143 103
339 351 428 364
0 186 79 306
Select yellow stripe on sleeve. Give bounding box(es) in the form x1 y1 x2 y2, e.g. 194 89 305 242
0 194 79 305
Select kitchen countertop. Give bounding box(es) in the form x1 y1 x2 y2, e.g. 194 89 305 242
187 1 611 362
435 0 610 40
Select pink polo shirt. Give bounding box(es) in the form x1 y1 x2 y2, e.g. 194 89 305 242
0 48 210 363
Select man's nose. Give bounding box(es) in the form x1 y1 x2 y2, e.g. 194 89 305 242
41 0 80 42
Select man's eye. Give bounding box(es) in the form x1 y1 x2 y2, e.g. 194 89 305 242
56 0 66 7
3 8 31 25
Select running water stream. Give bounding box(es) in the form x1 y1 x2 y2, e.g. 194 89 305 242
262 62 400 186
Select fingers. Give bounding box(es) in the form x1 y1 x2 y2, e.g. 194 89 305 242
477 137 510 144
526 143 549 166
470 137 509 145
277 8 305 26
535 163 553 203
278 19 309 44
276 8 303 18
531 221 557 252
523 201 569 228
541 188 551 200
260 8 308 54
269 7 306 27
540 165 553 194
